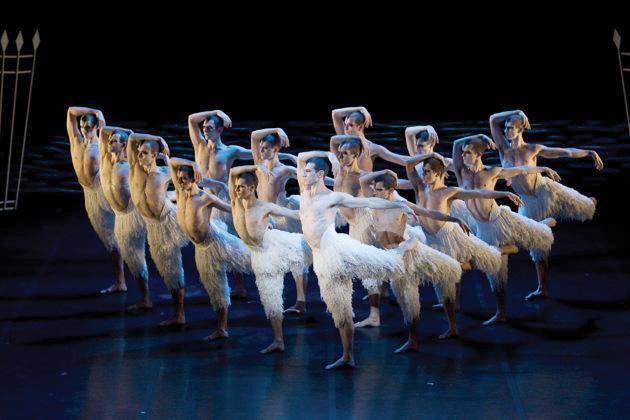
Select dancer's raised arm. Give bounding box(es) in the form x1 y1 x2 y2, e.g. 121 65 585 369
331 106 372 135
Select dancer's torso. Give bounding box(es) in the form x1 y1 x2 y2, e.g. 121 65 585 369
177 192 214 244
101 159 133 212
130 165 170 220
500 145 539 196
70 138 100 189
459 168 499 222
256 162 294 204
195 143 238 185
415 187 454 235
299 191 338 250
232 200 270 248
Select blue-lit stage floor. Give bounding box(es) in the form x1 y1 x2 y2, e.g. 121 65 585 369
1 205 629 418
1 119 629 417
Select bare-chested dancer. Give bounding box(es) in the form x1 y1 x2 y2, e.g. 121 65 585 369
98 126 151 309
169 158 251 340
331 106 410 171
228 165 312 354
405 152 523 311
297 150 419 369
451 134 556 325
188 110 253 298
127 133 190 326
249 128 309 314
489 110 604 299
358 169 465 349
66 107 124 294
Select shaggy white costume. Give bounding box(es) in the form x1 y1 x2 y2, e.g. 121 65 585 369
82 176 117 252
193 219 252 311
347 207 382 293
249 228 312 318
143 200 190 290
312 224 404 328
113 205 148 280
389 225 462 324
451 200 554 290
518 174 595 222
271 194 302 233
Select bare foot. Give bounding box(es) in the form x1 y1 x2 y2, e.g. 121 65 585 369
354 314 380 328
260 340 285 354
439 328 459 339
541 217 557 228
394 340 418 353
160 315 186 327
283 301 306 315
127 300 153 311
100 284 127 294
325 357 356 370
482 313 507 326
203 329 229 341
525 288 548 300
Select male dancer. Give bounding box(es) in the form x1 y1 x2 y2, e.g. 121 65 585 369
451 134 556 324
127 133 190 325
99 126 151 309
229 165 312 354
170 158 251 340
489 110 604 298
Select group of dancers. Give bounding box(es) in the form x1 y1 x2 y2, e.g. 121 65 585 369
66 106 603 369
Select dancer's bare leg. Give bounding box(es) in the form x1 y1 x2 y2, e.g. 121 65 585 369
354 293 381 328
127 274 152 310
433 281 463 311
484 282 507 325
439 299 459 339
204 307 229 340
160 288 186 326
260 315 285 354
326 320 356 369
100 249 127 294
230 272 248 299
285 271 307 315
526 260 549 300
395 317 419 353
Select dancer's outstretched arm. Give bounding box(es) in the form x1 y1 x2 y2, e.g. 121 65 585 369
405 201 471 234
496 165 561 182
450 187 523 207
200 189 232 213
535 145 604 170
266 202 300 220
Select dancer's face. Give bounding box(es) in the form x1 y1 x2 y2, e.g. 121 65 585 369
259 141 278 161
373 182 392 199
343 117 364 136
107 133 124 154
234 178 254 199
415 138 435 155
80 120 97 139
338 144 358 167
462 145 480 168
302 163 322 186
203 119 223 142
138 143 156 166
504 121 522 145
422 166 441 185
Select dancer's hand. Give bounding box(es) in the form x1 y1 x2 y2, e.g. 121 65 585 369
590 151 604 171
506 192 523 207
193 163 202 183
217 111 232 129
431 152 447 166
544 167 561 182
277 129 290 148
96 111 106 129
359 107 373 127
517 110 531 129
456 218 471 235
158 137 170 157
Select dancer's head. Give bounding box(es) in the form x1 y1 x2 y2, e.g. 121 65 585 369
107 130 129 156
303 157 329 187
138 140 160 167
504 114 527 147
344 111 367 136
234 171 258 199
203 115 225 142
422 158 446 185
259 133 281 161
414 129 438 154
337 137 363 167
373 173 397 200
176 165 196 192
80 113 99 139
462 138 486 168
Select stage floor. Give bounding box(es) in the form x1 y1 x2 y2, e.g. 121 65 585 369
1 210 630 418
